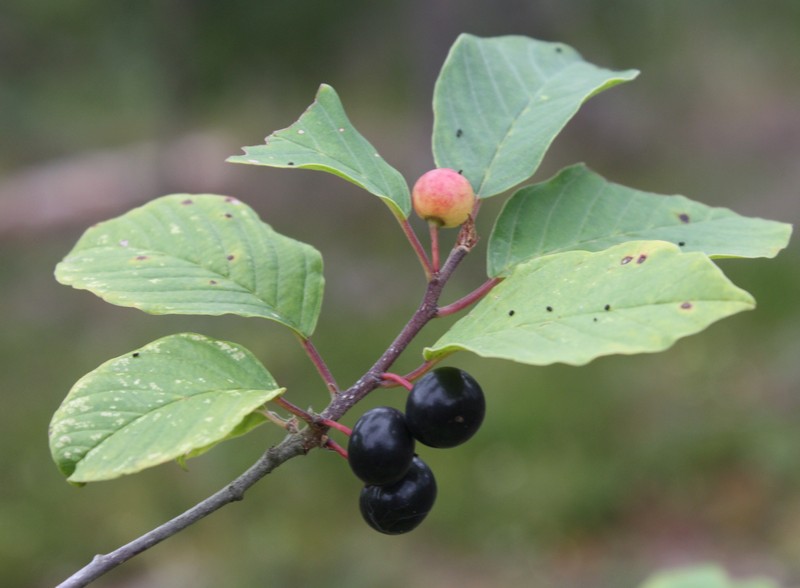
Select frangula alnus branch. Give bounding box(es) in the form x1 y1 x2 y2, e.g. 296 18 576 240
57 223 477 588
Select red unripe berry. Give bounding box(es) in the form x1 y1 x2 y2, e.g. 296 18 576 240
411 168 476 228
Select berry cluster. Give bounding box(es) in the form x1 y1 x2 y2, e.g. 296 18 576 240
347 367 485 534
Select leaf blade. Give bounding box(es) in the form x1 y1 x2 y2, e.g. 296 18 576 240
49 333 284 483
426 241 755 367
228 84 411 217
433 34 638 198
55 194 325 337
488 164 793 277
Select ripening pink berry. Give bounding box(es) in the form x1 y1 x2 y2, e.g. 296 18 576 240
411 168 476 228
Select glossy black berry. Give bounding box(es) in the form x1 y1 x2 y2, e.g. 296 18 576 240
405 367 485 448
359 456 437 535
348 406 415 486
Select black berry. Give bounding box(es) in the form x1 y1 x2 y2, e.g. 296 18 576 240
405 367 485 448
359 456 437 535
348 406 415 486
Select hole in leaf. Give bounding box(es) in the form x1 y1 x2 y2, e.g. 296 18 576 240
621 256 633 265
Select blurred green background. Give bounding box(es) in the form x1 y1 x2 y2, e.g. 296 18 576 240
2 1 798 587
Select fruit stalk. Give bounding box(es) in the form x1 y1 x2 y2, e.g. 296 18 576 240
380 372 415 390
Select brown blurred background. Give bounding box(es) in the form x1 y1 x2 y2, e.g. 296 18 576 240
1 1 798 586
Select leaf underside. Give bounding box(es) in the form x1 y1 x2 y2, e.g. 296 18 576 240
433 34 639 198
426 241 755 367
49 333 284 483
488 164 794 277
228 84 411 218
55 194 324 337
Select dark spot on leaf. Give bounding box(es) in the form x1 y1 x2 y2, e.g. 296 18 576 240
132 352 140 358
458 169 463 175
508 310 515 316
678 213 690 223
680 301 693 310
555 46 563 53
621 256 633 265
637 254 647 264
181 199 193 205
224 213 233 219
546 306 553 312
227 254 235 261
209 280 218 285
678 241 686 247
604 304 611 311
456 129 463 138
135 255 148 261
287 161 295 166
593 317 598 322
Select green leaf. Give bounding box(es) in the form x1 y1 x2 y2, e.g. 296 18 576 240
227 84 411 218
488 164 793 277
637 565 780 588
433 34 638 198
638 566 731 588
425 241 754 367
55 194 324 337
49 333 284 483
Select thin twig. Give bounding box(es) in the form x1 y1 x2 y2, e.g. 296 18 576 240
321 240 472 422
56 431 315 588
